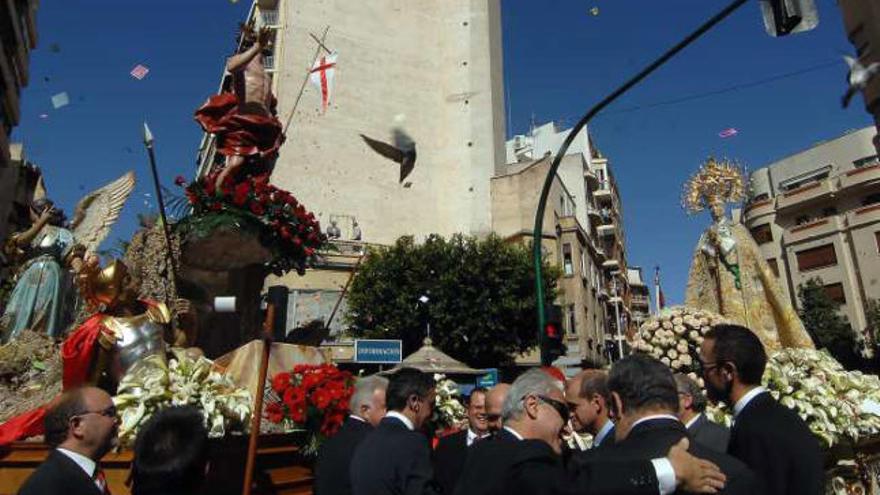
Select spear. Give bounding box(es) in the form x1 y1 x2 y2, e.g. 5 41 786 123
142 122 179 305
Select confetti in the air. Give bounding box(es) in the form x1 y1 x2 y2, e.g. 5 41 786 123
51 92 70 109
49 43 61 53
589 6 600 16
130 64 150 80
39 114 48 119
718 128 738 139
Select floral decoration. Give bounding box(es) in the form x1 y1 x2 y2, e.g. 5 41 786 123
177 172 325 274
432 373 467 431
113 349 252 447
266 364 355 453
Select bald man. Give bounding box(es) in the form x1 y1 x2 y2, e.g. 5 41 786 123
484 383 510 436
566 370 616 449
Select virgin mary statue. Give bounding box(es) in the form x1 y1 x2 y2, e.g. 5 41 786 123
683 158 814 351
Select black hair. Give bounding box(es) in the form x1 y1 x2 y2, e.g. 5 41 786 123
704 324 767 385
467 387 488 406
607 354 679 414
131 406 209 495
578 370 612 404
44 388 88 447
385 368 435 412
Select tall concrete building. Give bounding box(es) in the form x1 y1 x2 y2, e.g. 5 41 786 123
838 0 880 152
197 0 506 337
494 122 640 369
743 126 880 342
0 0 38 168
0 143 42 244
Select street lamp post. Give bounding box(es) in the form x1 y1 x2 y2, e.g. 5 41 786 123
611 276 623 360
533 0 749 356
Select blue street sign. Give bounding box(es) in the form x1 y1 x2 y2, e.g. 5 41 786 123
476 368 498 388
355 339 403 364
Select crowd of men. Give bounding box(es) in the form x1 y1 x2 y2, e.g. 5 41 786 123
15 323 826 495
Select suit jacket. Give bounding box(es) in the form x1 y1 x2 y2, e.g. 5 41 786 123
593 424 616 449
687 414 730 453
577 417 758 495
316 416 374 495
457 428 657 495
728 392 824 495
433 430 471 495
18 449 103 495
350 416 439 495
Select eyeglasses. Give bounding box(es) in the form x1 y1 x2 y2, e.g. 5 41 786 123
536 395 570 421
73 405 117 420
696 360 722 374
486 413 502 422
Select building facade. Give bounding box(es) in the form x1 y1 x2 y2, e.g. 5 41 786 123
838 0 880 153
743 127 880 342
495 122 640 369
0 0 38 168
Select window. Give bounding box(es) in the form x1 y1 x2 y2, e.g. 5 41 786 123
796 215 812 226
796 244 837 272
750 224 773 245
766 258 779 278
567 305 577 335
580 250 587 280
854 155 879 168
824 283 846 305
822 207 838 217
750 193 770 203
863 193 880 207
260 9 279 25
779 166 831 192
562 243 574 276
876 231 880 253
262 55 276 70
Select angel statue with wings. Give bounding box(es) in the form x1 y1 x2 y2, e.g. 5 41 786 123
0 172 135 343
683 158 814 351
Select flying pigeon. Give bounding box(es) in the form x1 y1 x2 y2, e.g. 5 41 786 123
360 129 417 183
842 55 880 108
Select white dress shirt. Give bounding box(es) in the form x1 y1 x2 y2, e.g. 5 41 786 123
350 414 367 423
734 386 766 418
593 419 615 447
466 428 489 446
684 413 702 430
385 411 415 430
57 448 103 492
503 425 524 440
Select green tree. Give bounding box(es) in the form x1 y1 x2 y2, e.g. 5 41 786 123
344 234 560 368
798 277 859 368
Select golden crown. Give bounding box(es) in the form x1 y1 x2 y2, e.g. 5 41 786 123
681 158 745 215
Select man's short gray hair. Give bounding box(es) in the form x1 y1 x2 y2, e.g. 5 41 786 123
673 373 707 413
350 375 389 415
501 369 564 421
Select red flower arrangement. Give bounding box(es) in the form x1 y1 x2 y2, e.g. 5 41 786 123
178 172 325 274
267 364 355 447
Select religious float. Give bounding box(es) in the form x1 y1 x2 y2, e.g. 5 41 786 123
631 158 880 495
0 22 339 495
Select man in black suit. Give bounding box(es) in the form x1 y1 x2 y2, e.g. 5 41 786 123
457 369 727 495
433 387 490 494
700 324 824 495
316 375 389 495
673 373 729 453
575 355 758 495
350 368 439 495
130 406 209 495
19 386 120 495
565 370 616 449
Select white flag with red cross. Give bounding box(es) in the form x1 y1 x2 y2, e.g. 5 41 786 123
309 52 338 113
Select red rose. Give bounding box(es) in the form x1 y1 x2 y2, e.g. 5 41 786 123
204 180 216 197
210 202 222 211
280 226 292 239
304 247 315 257
313 390 332 409
271 372 291 394
292 237 303 247
174 175 187 186
290 402 306 424
250 202 265 215
266 402 284 423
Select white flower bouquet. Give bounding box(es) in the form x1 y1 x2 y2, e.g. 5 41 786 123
432 373 467 430
113 348 252 447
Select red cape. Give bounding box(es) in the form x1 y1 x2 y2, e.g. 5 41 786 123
194 92 284 158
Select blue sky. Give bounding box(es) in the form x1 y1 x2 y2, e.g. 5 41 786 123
12 0 874 304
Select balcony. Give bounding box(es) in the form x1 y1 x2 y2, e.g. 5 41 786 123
597 224 616 238
602 259 620 271
594 183 613 204
776 178 837 211
743 198 775 222
587 207 602 225
847 203 880 229
584 169 600 188
631 295 650 307
783 215 846 245
839 164 880 191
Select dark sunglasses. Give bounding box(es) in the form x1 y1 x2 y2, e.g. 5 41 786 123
536 395 570 420
73 405 117 420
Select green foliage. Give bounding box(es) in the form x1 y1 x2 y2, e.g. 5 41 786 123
344 234 559 368
798 277 859 369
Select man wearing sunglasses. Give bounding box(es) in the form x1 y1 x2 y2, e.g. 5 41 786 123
19 386 120 495
454 369 727 495
700 324 823 495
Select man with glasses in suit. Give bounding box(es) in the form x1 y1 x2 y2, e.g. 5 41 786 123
19 386 120 495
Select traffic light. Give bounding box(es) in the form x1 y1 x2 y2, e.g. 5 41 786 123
758 0 818 37
541 305 566 366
